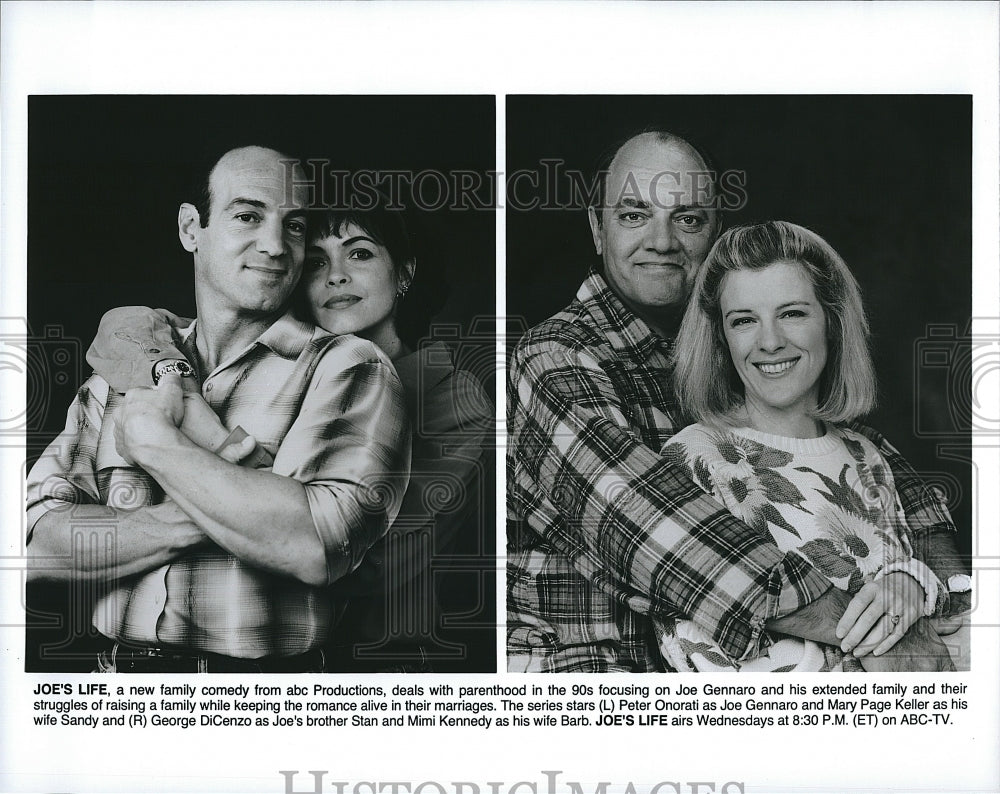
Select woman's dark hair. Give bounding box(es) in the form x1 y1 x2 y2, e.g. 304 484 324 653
304 189 447 349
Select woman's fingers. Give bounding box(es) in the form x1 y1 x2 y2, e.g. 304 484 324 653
853 613 903 657
869 618 908 656
839 596 886 653
836 583 877 641
218 434 258 464
837 572 927 655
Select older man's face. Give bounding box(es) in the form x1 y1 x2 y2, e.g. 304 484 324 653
190 146 309 316
588 134 719 331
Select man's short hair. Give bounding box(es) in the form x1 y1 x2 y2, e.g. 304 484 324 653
187 143 299 228
590 127 721 225
672 220 877 426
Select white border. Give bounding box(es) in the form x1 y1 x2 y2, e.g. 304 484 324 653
2 3 998 793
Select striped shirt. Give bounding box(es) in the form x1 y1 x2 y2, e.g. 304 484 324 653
507 270 960 672
26 313 410 658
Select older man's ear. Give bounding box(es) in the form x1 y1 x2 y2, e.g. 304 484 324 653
178 203 201 253
587 206 603 256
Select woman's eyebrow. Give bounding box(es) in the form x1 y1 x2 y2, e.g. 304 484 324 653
340 235 377 246
776 300 813 309
724 300 813 318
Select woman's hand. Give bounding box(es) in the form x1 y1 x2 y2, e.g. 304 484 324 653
857 617 955 672
178 392 258 464
836 572 925 657
178 391 231 451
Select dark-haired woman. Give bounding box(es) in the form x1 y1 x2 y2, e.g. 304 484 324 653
86 199 493 672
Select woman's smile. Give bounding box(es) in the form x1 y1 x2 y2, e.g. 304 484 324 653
322 294 362 309
753 356 800 376
720 260 828 437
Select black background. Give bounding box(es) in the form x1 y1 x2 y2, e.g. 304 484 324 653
26 95 497 672
28 95 497 393
507 95 973 563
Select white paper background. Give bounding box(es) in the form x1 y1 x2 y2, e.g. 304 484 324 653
2 2 998 793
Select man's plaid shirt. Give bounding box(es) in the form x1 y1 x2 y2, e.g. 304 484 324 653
27 313 411 658
507 271 961 672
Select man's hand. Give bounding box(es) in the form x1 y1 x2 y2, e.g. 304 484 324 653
114 373 185 465
837 572 926 657
858 617 955 672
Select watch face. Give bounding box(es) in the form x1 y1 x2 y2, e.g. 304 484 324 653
948 574 972 593
153 359 196 384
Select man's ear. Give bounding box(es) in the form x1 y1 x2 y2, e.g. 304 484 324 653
587 206 603 256
178 203 201 253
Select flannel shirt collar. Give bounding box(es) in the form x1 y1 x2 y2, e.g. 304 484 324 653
576 269 675 363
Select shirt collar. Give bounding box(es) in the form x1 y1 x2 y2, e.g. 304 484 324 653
179 311 319 376
576 268 674 361
252 311 319 358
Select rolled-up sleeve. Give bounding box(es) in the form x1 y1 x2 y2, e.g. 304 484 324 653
26 377 109 539
86 306 192 392
853 422 966 615
272 341 411 586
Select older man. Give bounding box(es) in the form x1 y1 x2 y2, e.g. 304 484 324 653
26 145 410 672
507 129 961 672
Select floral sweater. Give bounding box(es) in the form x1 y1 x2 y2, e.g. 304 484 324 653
657 423 944 672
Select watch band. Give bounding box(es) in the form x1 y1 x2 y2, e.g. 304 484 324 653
151 358 196 386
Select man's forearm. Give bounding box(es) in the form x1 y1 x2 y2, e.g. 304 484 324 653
134 427 330 586
27 501 207 583
766 587 852 645
511 351 835 661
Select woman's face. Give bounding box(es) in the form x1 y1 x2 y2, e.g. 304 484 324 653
303 223 406 346
719 260 828 433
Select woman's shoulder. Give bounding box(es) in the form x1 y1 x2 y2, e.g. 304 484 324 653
400 342 494 434
660 423 739 473
663 421 732 452
829 424 895 470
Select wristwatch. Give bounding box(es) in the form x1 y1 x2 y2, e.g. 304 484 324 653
947 574 972 594
946 574 973 618
151 358 196 386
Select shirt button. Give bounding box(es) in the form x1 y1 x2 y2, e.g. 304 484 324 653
205 383 213 392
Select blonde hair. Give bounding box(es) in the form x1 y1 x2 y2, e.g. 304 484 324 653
673 220 876 426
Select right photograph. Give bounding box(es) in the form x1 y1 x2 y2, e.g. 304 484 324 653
505 95 974 674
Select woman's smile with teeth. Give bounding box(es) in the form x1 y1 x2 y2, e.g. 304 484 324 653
755 358 798 375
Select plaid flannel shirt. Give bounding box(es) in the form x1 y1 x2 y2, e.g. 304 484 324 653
507 270 961 672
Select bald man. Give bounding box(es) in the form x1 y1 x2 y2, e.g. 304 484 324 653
26 146 410 672
507 130 959 672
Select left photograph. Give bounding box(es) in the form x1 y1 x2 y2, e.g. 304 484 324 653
23 95 497 673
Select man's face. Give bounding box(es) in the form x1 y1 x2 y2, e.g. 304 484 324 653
187 146 309 316
588 134 719 331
